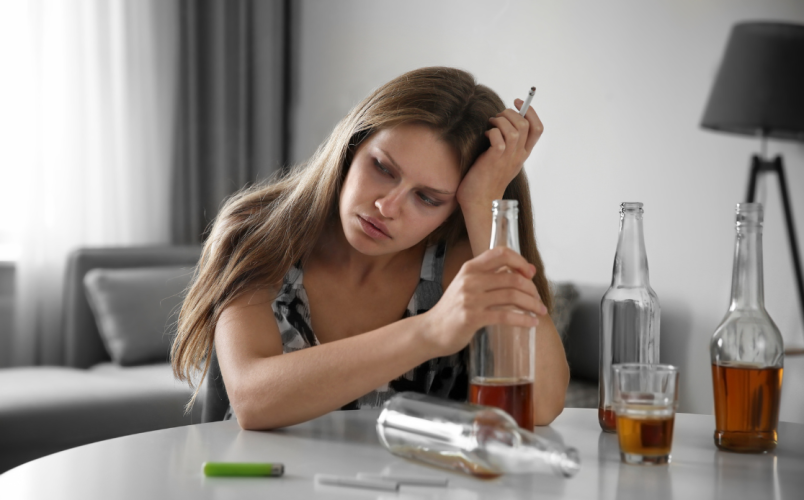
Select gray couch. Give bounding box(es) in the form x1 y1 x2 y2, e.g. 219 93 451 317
0 245 604 474
0 246 205 474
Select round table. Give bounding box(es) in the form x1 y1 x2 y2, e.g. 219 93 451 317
0 408 802 499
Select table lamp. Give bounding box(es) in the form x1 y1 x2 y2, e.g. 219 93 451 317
701 21 804 355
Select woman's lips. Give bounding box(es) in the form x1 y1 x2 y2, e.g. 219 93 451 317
358 216 390 239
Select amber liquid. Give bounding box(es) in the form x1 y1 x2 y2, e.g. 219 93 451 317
599 406 617 433
390 446 501 479
711 363 783 453
616 413 675 457
470 378 534 430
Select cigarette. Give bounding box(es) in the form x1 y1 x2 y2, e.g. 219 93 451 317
356 472 449 487
202 462 284 477
519 86 536 117
315 474 399 491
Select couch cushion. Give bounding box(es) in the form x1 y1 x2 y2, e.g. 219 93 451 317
550 282 580 342
89 362 205 396
83 266 193 366
0 366 201 473
564 284 608 383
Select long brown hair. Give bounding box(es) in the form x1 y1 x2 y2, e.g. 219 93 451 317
171 67 552 408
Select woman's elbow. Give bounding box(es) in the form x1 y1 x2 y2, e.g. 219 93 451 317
533 392 566 426
533 367 570 425
228 387 275 431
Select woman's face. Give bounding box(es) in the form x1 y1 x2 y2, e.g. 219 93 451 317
339 123 461 256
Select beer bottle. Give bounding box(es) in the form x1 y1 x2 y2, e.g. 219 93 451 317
377 392 580 477
599 202 661 432
469 200 536 430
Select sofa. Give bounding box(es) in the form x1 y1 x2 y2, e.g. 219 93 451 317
0 245 604 474
0 246 205 474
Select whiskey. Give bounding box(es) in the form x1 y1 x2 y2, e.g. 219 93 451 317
616 412 674 457
388 446 501 479
712 362 783 453
599 405 617 433
470 378 534 430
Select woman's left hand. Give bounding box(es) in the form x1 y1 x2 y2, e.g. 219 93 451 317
456 99 544 209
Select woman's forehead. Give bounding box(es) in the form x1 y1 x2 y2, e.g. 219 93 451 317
365 124 461 181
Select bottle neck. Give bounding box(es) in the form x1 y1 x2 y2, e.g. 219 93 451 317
490 208 520 254
612 211 650 287
730 223 764 310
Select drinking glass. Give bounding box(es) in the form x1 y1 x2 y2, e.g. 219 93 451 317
612 363 679 465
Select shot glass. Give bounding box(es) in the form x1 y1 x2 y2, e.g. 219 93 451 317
612 363 679 465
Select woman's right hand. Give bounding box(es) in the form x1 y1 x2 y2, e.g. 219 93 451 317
421 246 548 357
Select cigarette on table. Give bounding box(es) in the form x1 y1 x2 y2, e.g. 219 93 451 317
356 472 449 487
519 86 536 117
315 474 399 491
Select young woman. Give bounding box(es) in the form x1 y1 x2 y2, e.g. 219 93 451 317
171 67 569 430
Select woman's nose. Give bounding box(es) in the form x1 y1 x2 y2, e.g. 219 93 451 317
375 188 404 219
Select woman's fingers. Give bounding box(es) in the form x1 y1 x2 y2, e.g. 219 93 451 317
490 112 526 153
460 248 547 316
484 127 506 154
487 308 541 329
518 99 544 152
480 289 546 318
513 98 544 153
466 247 534 278
466 269 539 299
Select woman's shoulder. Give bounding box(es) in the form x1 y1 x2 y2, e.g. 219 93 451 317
442 238 473 290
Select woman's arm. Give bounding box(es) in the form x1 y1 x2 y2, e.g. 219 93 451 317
532 314 570 424
457 101 543 256
216 248 542 430
215 289 434 430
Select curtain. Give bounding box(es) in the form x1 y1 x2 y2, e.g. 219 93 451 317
171 0 289 245
12 0 179 366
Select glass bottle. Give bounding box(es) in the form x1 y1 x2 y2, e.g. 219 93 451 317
376 392 580 478
710 203 784 453
598 202 661 433
469 200 536 430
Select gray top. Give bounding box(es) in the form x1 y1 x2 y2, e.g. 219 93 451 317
225 241 467 419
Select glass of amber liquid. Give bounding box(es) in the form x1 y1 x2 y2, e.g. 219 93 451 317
612 363 679 465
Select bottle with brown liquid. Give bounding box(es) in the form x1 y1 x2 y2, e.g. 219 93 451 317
376 392 580 478
711 203 784 453
469 200 535 429
599 203 661 432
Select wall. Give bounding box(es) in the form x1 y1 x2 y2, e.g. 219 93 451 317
0 263 13 367
289 0 804 420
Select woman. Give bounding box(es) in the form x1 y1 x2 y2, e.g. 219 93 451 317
171 67 569 430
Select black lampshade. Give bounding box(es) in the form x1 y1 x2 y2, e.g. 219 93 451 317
701 22 804 142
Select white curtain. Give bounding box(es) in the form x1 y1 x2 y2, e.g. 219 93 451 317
12 0 179 366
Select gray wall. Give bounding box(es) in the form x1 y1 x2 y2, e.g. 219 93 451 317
290 0 804 419
0 263 13 367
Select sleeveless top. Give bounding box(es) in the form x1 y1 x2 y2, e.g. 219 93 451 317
223 241 468 420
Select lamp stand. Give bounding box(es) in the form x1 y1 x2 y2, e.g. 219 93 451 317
745 154 804 355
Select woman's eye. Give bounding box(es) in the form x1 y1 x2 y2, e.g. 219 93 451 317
374 159 391 176
418 193 441 207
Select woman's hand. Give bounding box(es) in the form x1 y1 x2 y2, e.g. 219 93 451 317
456 100 544 210
420 247 549 358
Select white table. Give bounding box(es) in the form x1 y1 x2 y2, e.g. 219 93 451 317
1 408 802 499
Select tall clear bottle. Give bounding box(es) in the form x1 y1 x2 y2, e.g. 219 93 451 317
470 200 536 430
599 202 661 433
711 203 784 453
377 392 580 478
